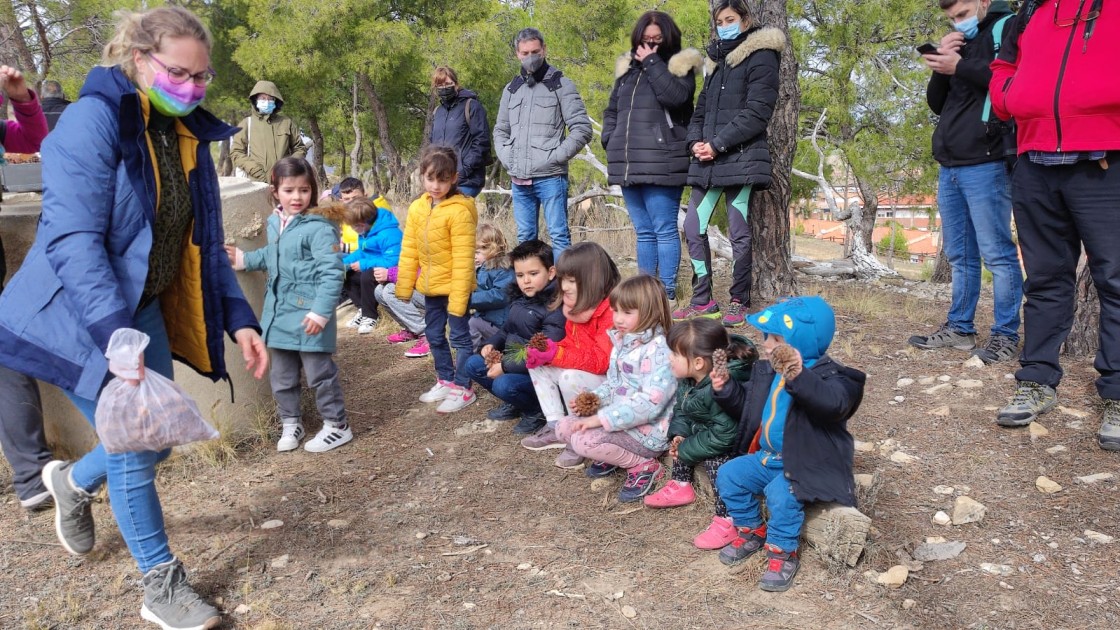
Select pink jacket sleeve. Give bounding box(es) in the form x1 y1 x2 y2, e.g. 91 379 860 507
1 92 49 153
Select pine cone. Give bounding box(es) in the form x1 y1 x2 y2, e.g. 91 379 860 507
770 343 803 380
484 350 503 367
571 392 601 417
527 332 550 352
712 348 728 375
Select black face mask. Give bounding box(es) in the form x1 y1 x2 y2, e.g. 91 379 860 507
437 86 457 102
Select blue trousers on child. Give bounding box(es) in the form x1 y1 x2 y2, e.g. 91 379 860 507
716 451 805 552
464 354 541 415
424 295 473 388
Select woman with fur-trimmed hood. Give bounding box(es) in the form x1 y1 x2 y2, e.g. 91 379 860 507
675 0 783 328
602 11 703 302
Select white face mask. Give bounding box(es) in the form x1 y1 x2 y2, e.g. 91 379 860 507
256 98 276 114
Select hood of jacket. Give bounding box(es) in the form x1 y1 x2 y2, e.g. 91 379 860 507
704 26 785 75
607 325 665 349
614 47 704 79
368 206 400 235
747 296 835 362
249 80 284 109
446 87 479 106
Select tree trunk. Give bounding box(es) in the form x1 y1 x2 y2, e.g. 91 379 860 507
350 76 363 179
357 72 407 193
421 90 438 155
843 175 897 278
0 2 37 76
217 139 233 176
24 1 51 79
305 115 327 184
930 246 952 283
1065 261 1099 357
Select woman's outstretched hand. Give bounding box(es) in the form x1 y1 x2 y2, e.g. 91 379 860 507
234 328 268 379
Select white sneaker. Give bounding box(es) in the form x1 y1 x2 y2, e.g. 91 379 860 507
345 309 364 329
277 422 305 452
356 316 378 334
304 423 353 453
419 380 453 403
436 386 477 413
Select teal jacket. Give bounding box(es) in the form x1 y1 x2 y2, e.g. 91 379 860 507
668 350 754 465
243 208 344 353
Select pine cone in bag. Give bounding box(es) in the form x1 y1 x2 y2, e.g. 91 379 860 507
571 391 601 417
527 332 550 352
484 349 503 367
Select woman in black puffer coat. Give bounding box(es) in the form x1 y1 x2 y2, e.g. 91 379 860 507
602 11 703 301
676 0 783 327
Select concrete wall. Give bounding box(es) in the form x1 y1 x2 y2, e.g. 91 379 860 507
0 178 273 457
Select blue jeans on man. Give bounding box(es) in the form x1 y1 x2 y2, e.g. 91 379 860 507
622 184 683 299
938 162 1023 340
512 175 570 260
464 354 541 415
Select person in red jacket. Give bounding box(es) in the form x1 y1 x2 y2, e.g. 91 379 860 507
988 0 1120 451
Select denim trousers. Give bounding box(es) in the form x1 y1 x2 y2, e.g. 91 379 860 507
67 301 174 573
459 184 482 198
716 452 805 552
464 354 541 414
424 295 473 387
621 184 683 298
512 175 571 260
938 162 1023 339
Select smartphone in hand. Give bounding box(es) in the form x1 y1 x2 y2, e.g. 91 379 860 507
916 43 939 55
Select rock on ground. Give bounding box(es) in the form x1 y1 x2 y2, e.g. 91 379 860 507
1035 476 1062 494
877 565 909 588
911 540 966 561
951 496 987 525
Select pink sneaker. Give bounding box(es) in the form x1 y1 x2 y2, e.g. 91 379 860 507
404 337 430 358
693 515 738 550
387 329 419 344
643 480 696 508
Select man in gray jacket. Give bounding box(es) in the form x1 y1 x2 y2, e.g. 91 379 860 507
493 28 592 259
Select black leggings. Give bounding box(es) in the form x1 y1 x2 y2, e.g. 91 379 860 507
671 454 731 517
345 268 380 318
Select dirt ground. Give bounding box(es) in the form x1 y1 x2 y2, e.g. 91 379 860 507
2 271 1119 630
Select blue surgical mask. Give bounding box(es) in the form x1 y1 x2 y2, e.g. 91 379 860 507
955 15 979 39
256 98 276 115
717 23 741 41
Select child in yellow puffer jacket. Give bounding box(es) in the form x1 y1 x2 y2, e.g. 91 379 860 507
396 145 479 408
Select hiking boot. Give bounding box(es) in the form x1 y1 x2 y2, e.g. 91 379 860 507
345 309 364 329
404 337 430 358
694 515 738 550
140 559 221 630
718 525 766 566
276 421 305 452
20 488 52 511
519 421 563 448
554 448 584 469
436 386 477 413
996 381 1057 427
41 460 95 555
759 545 800 592
303 422 353 453
419 380 453 403
356 316 378 334
1098 399 1120 452
908 323 976 351
722 299 747 328
487 402 520 421
672 300 720 321
618 460 663 503
387 329 419 344
584 461 619 478
972 335 1019 364
643 479 696 508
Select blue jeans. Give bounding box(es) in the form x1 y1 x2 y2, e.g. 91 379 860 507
464 354 541 414
424 295 473 387
938 162 1023 340
459 185 481 198
716 452 804 552
512 175 570 260
622 184 683 298
67 302 174 573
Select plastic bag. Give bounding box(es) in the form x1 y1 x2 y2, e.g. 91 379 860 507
95 329 219 453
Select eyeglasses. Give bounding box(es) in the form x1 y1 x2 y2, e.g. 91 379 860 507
1053 0 1102 28
146 53 215 86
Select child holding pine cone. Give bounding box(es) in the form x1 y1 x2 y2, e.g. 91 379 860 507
553 275 678 503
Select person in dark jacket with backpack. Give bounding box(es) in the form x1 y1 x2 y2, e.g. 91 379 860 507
910 0 1023 366
602 11 703 301
676 0 783 327
710 296 865 592
430 66 492 197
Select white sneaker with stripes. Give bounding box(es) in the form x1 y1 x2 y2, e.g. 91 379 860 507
304 423 353 453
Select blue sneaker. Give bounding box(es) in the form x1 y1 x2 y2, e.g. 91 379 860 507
618 460 663 503
585 461 619 478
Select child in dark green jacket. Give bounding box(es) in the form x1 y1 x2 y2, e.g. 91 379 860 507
645 318 756 549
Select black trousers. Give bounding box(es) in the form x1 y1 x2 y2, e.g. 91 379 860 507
345 268 380 319
1012 155 1120 399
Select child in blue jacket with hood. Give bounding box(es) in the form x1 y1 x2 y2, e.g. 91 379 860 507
710 296 865 593
342 197 403 334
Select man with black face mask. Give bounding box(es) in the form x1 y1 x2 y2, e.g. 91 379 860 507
429 66 492 197
493 28 593 261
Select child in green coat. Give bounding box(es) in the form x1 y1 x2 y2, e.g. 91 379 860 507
646 318 756 549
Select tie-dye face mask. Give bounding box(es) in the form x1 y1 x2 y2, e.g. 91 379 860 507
144 59 207 117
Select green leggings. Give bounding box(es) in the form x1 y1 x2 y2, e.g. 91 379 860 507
682 185 753 306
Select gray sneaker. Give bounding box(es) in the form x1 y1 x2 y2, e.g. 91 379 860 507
519 423 565 450
41 460 95 555
554 448 584 469
759 546 801 592
996 381 1057 427
908 324 976 351
140 559 221 630
972 335 1019 364
1098 399 1120 452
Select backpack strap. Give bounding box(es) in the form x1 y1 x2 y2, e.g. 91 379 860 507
982 14 1015 123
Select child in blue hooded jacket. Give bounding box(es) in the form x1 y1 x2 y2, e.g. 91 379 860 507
710 296 865 593
341 197 403 334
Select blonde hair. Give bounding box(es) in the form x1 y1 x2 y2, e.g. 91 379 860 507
102 6 212 81
431 66 459 88
344 198 379 227
609 275 672 336
476 223 510 270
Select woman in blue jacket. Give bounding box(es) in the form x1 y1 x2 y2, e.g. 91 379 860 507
0 7 267 629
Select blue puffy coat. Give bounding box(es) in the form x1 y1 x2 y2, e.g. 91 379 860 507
471 265 514 328
0 66 259 400
341 207 402 271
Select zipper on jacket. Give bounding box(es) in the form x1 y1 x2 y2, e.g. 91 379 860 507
1052 0 1087 152
622 71 642 183
760 375 786 460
